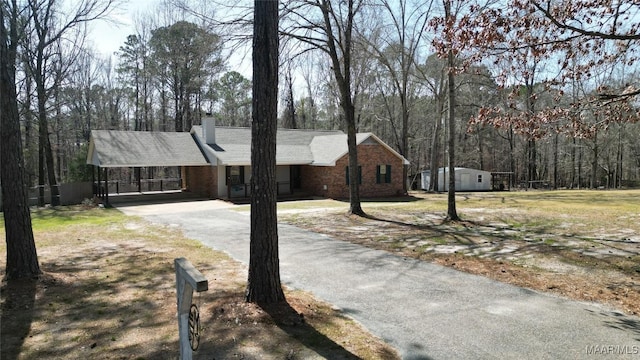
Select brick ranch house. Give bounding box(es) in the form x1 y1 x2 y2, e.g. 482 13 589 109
87 118 409 200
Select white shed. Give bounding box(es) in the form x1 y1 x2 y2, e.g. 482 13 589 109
421 167 492 192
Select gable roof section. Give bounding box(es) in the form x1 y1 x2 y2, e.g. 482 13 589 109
310 133 410 166
191 126 346 166
87 130 209 167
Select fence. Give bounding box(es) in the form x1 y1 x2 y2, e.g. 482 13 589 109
95 178 183 194
0 182 93 209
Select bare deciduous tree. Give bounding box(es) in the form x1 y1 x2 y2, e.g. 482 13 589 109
362 0 434 192
24 0 117 206
283 0 367 216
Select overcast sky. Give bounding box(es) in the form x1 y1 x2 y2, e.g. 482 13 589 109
87 0 154 57
87 0 253 80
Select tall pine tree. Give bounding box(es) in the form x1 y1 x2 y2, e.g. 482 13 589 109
246 0 285 304
1 0 42 280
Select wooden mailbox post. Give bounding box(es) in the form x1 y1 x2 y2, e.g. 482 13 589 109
175 258 208 360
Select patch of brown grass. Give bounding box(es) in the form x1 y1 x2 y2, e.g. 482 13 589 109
1 207 398 359
280 190 640 316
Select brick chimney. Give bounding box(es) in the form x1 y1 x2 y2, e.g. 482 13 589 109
202 116 216 144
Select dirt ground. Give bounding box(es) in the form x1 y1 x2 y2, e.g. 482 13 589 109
279 191 640 316
0 207 399 360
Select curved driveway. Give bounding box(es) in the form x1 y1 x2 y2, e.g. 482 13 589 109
118 200 640 359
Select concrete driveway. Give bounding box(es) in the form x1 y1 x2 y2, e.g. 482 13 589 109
118 200 640 359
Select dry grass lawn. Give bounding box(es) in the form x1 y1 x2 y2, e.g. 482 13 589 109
0 206 399 359
279 189 640 316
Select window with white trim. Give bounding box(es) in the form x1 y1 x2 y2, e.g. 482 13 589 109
376 165 392 184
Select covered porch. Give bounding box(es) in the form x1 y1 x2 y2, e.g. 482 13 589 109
87 130 210 206
184 164 307 201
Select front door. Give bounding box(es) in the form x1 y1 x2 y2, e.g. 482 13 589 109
291 165 302 190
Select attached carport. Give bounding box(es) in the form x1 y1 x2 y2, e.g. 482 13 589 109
86 130 210 206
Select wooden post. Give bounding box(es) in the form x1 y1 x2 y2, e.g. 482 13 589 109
104 168 109 207
97 166 102 198
175 258 208 360
136 167 142 193
92 166 96 197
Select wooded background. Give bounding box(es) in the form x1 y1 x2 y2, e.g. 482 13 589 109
7 0 640 202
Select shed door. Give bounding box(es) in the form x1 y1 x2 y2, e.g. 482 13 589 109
461 173 471 190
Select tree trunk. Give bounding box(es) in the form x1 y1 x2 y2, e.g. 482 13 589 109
570 137 576 189
31 17 60 206
591 130 598 189
444 2 459 221
283 67 297 129
173 76 181 132
23 71 35 187
1 1 42 279
246 0 285 304
527 139 537 188
135 69 141 130
553 132 558 189
401 95 409 194
477 125 485 170
578 141 583 189
429 112 441 191
37 80 60 206
38 132 46 206
346 105 364 215
161 86 168 131
446 64 458 220
508 126 515 188
616 124 623 189
318 0 364 216
429 93 443 192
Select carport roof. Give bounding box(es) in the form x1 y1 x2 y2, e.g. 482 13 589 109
87 130 210 168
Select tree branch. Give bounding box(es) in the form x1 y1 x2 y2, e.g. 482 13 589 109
531 1 640 41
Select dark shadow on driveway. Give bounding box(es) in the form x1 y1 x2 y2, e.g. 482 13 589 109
587 309 640 341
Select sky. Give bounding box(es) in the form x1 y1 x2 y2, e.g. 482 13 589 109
86 0 252 79
87 1 152 58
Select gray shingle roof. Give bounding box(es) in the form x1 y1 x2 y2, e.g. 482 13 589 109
310 133 411 166
88 130 209 167
310 133 362 166
191 126 346 165
87 126 409 168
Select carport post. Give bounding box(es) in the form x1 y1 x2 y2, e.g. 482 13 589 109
92 166 96 197
97 166 102 198
103 168 109 207
136 167 142 193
